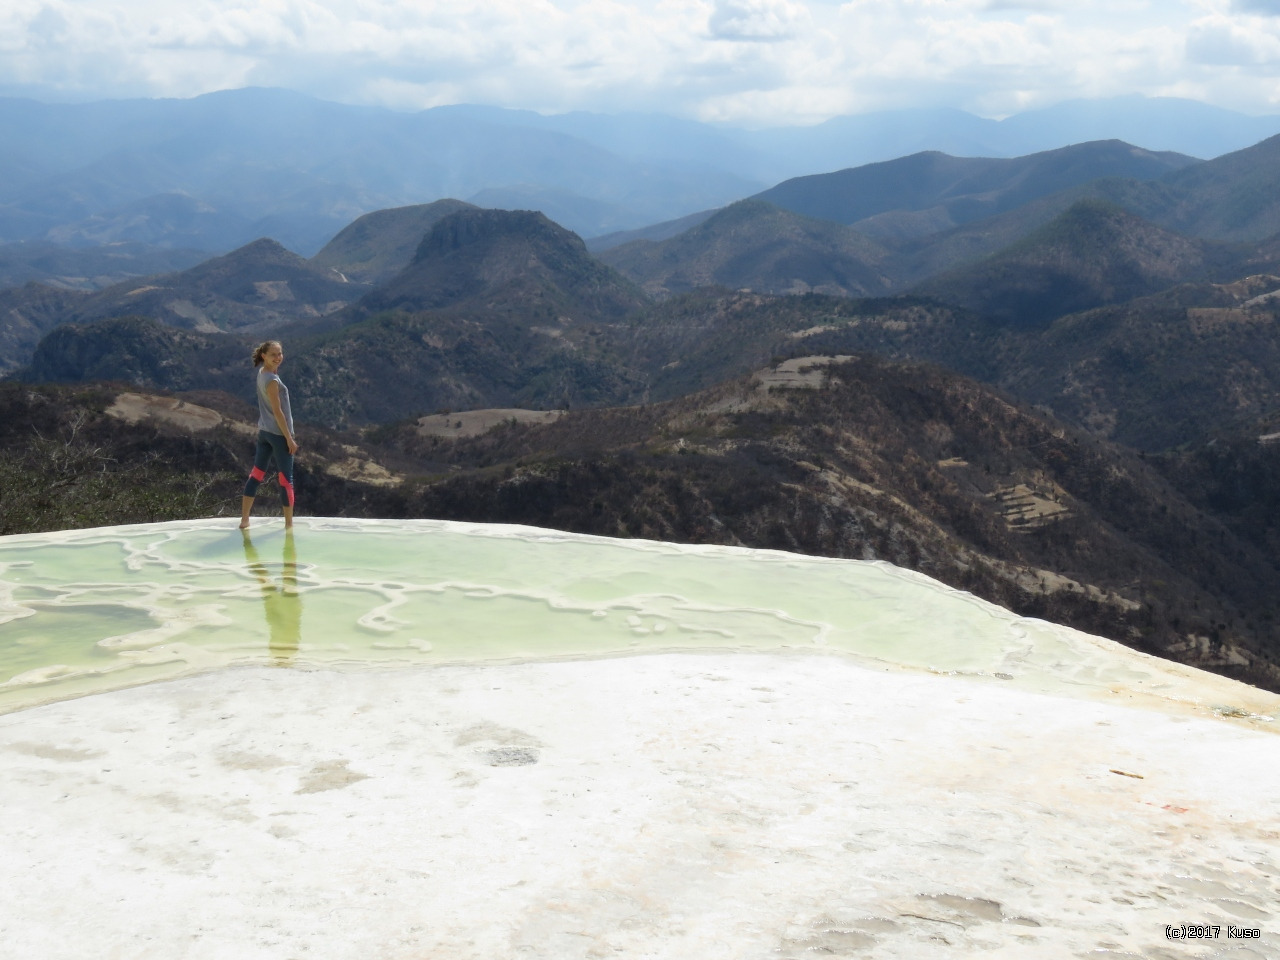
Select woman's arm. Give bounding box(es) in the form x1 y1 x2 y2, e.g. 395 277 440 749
267 380 299 455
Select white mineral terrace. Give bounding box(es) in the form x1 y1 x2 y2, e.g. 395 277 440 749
1 518 1277 959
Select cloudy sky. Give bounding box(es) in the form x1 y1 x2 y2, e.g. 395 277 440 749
3 0 1280 124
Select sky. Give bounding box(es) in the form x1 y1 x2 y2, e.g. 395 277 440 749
2 0 1280 125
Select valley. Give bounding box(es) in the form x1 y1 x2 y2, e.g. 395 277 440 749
4 124 1280 695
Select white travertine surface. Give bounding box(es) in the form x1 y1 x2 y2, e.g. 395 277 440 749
2 655 1278 959
1 519 1278 958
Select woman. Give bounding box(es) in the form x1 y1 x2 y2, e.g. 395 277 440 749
240 340 299 529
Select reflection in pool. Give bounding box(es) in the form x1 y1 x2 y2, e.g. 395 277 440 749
242 528 301 666
1 516 1277 722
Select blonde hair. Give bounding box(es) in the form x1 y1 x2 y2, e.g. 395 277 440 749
252 341 282 368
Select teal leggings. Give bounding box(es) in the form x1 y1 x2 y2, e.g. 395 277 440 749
242 431 295 506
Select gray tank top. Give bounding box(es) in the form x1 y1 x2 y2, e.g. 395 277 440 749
256 369 294 437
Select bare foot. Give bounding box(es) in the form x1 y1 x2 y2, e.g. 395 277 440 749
239 521 250 530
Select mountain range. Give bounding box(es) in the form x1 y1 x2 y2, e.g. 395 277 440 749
751 140 1197 240
7 119 1280 694
3 88 1280 269
9 130 1280 425
17 208 652 423
9 131 1280 420
598 134 1280 315
0 88 759 257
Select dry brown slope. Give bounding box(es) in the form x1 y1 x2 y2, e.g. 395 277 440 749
381 355 1280 692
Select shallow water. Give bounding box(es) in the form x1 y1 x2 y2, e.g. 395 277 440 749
2 517 1277 721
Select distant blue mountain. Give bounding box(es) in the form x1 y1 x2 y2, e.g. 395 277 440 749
0 88 1277 262
753 140 1197 234
0 88 763 255
993 96 1280 159
452 96 1280 180
760 97 1280 173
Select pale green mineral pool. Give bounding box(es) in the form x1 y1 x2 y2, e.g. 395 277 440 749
1 517 1275 719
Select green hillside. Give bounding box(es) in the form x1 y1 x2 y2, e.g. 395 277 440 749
914 200 1229 327
598 199 892 299
755 140 1195 233
309 200 477 285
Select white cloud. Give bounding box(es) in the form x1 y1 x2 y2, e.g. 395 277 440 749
708 0 808 41
2 0 1280 122
26 5 70 45
1187 15 1280 65
981 0 1064 10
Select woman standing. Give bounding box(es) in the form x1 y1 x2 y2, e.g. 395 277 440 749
240 340 299 529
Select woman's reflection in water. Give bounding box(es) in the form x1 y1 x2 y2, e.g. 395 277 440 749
241 528 302 666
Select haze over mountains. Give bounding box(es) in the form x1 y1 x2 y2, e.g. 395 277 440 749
3 87 1280 278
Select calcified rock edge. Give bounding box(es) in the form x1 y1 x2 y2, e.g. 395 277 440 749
1 519 1277 959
